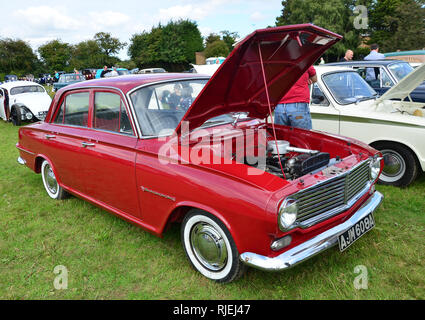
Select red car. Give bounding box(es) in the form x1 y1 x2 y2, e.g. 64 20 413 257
16 24 384 283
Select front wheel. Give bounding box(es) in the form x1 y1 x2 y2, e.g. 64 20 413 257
41 160 68 199
181 210 246 283
11 107 21 126
374 142 418 187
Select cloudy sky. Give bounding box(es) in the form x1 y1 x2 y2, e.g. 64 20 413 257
0 0 283 60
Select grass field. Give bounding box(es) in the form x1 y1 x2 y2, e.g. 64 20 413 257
0 120 424 300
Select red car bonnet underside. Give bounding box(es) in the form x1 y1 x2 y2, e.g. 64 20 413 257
176 24 342 135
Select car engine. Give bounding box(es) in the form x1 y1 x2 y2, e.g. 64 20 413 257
248 140 331 180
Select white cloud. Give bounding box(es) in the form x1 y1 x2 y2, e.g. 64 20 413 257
15 6 80 31
157 5 208 22
88 11 131 28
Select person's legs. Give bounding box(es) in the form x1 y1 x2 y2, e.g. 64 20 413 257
274 103 290 126
287 103 312 130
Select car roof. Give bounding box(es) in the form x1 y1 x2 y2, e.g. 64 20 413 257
0 80 43 90
314 65 354 76
326 59 407 66
59 73 210 95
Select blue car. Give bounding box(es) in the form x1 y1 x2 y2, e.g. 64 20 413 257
52 73 85 92
326 60 425 102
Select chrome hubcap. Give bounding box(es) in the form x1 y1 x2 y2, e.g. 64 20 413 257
381 149 405 182
44 164 58 194
190 222 228 271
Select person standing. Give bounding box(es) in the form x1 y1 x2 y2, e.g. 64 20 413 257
340 50 354 62
54 71 59 82
364 44 385 60
364 44 385 81
100 66 109 78
274 66 317 130
109 66 119 77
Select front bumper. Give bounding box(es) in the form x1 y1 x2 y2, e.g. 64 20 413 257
240 191 383 271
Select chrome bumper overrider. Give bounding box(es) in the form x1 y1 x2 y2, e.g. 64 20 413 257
240 191 383 271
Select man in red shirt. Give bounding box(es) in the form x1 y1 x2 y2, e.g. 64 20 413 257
274 65 317 129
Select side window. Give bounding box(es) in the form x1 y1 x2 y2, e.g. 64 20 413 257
363 67 381 88
53 92 89 126
53 101 65 124
380 68 394 88
311 84 330 106
93 92 134 135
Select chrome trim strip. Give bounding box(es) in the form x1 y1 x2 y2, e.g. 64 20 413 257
241 191 383 271
141 186 176 201
16 145 35 155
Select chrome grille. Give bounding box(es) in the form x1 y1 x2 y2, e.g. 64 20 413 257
294 159 371 224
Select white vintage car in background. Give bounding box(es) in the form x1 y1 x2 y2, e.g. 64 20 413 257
310 64 425 187
0 81 52 126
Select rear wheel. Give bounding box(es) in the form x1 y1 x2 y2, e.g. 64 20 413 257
181 210 246 283
41 160 67 199
373 142 418 187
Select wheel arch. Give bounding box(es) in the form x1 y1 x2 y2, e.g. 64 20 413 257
34 155 64 186
369 139 423 172
162 202 242 251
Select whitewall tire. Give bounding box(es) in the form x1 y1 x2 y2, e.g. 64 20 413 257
181 210 246 283
41 160 67 200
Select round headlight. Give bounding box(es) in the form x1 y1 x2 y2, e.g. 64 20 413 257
278 198 298 230
26 112 33 120
370 157 381 181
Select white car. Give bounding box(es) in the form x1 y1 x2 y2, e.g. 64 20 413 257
0 81 52 126
310 64 425 187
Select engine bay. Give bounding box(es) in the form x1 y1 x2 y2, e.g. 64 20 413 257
246 139 332 180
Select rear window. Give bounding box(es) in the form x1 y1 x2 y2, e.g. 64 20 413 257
53 92 90 127
10 86 45 95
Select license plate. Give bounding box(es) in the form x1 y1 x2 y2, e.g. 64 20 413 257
338 213 375 252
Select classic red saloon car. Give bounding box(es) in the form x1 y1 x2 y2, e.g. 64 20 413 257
16 25 384 283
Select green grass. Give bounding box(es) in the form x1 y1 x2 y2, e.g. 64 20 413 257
0 121 424 299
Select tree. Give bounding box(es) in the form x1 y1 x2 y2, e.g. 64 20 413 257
275 0 367 61
94 32 126 66
204 40 230 58
0 38 39 76
369 0 425 51
70 40 104 69
220 30 239 51
38 40 72 72
205 33 221 46
129 20 203 71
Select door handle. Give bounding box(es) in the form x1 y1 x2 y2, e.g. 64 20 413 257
45 134 56 139
82 142 95 148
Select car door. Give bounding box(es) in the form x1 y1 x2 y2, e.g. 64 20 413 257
78 89 140 218
0 88 5 120
43 90 92 193
309 83 340 134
